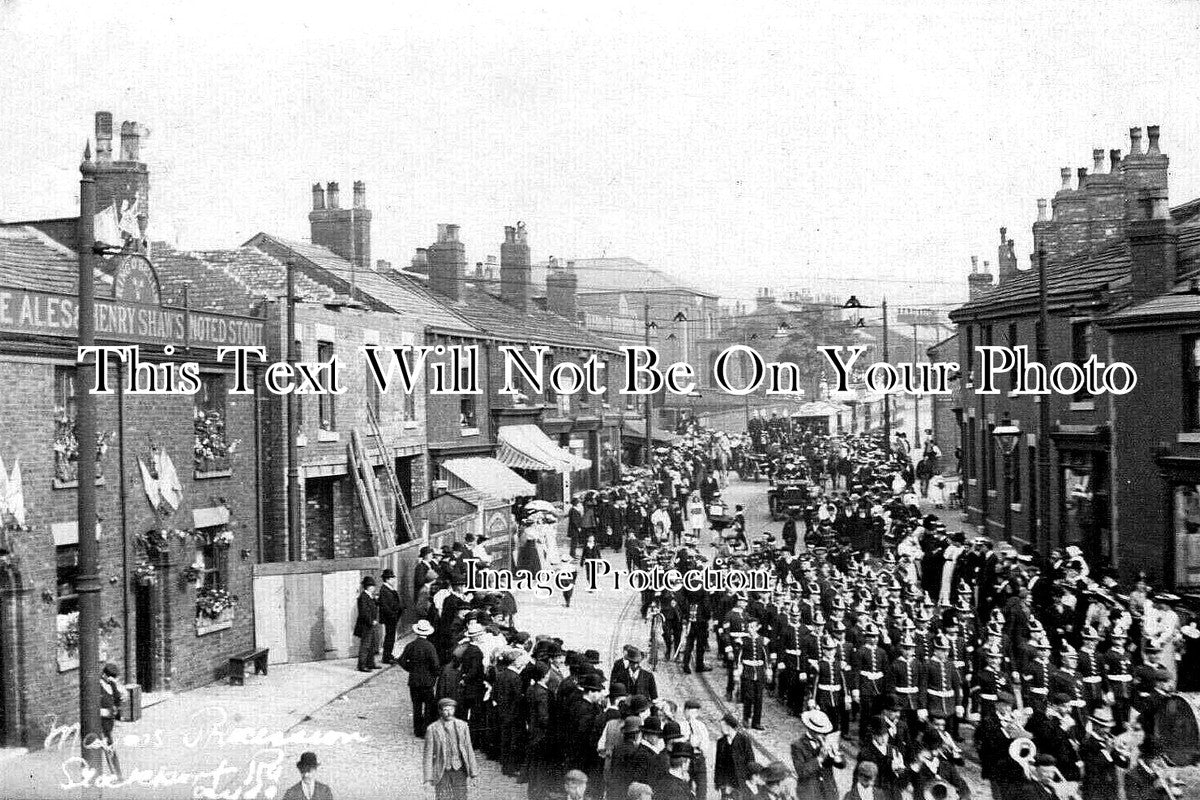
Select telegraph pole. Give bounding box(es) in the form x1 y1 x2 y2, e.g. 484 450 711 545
912 321 920 447
643 293 654 469
286 260 302 561
77 144 103 769
1036 248 1052 554
881 298 891 445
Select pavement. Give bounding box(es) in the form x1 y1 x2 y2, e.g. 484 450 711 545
2 470 993 800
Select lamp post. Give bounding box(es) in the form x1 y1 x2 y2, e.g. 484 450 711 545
76 144 103 770
843 295 889 445
1036 248 1052 555
993 419 1021 542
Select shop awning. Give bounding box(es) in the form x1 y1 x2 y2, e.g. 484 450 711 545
622 420 681 445
497 424 591 473
440 457 536 501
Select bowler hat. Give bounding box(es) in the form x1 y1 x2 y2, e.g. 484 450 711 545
296 752 319 771
762 762 790 783
668 742 693 760
621 716 643 734
381 568 395 580
609 682 629 698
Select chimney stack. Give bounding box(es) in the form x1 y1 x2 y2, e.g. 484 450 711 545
91 112 150 252
967 255 992 300
500 222 532 312
427 223 466 301
308 179 372 271
411 248 430 275
547 258 579 320
1128 188 1178 304
1122 124 1169 223
997 227 1020 283
95 112 113 162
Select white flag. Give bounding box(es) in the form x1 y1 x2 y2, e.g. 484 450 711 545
0 456 9 518
7 459 25 527
154 448 183 512
94 205 123 249
138 457 161 510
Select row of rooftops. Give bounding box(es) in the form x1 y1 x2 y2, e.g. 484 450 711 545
0 218 625 353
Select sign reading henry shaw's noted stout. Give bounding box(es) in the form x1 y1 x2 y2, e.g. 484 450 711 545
0 286 264 350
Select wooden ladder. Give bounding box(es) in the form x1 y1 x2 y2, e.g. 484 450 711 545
348 429 389 553
365 402 416 543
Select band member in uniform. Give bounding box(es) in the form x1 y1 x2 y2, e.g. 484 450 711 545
924 635 963 739
851 622 889 745
737 617 773 730
887 633 926 735
814 635 852 738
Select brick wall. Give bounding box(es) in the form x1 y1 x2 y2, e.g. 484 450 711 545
1 349 259 747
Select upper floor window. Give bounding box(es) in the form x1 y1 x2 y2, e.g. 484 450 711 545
460 396 478 432
1071 322 1093 401
1185 336 1200 432
317 341 336 431
194 374 234 474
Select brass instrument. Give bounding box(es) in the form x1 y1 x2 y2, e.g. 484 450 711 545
938 729 964 763
1145 757 1185 800
1008 737 1082 800
922 779 956 800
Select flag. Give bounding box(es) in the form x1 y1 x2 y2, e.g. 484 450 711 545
0 456 9 518
138 457 161 510
7 459 25 527
94 205 123 249
154 448 183 511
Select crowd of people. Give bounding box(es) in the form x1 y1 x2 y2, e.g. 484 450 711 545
368 419 1196 800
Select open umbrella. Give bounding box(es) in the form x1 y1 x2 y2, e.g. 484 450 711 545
525 499 558 514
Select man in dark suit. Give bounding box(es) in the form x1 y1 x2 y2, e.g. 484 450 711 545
413 546 436 603
281 752 334 800
398 619 441 737
378 568 403 664
354 576 380 672
610 645 658 700
714 714 755 798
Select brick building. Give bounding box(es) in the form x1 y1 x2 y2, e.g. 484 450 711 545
413 223 628 500
0 113 266 746
948 125 1200 579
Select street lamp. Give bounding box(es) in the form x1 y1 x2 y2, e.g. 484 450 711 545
843 296 890 446
993 419 1021 542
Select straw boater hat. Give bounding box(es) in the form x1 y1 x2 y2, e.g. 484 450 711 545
801 709 834 735
412 619 435 637
465 619 486 638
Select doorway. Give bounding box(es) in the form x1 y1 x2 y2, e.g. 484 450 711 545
134 583 155 692
305 477 336 560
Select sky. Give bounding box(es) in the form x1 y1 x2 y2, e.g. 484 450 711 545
2 0 1199 311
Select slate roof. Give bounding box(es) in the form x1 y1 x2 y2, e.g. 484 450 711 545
434 282 622 352
531 256 716 298
247 234 479 334
151 241 336 314
953 205 1200 320
0 223 108 293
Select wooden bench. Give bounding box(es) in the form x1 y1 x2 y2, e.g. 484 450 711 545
228 647 269 686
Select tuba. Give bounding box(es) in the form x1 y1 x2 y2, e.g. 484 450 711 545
922 779 957 800
1010 737 1082 800
1009 737 1038 779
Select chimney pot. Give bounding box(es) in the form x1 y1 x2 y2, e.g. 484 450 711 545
1147 125 1161 155
311 183 326 210
446 224 460 242
94 112 113 162
1036 198 1048 221
1060 167 1072 190
1130 127 1143 155
1077 167 1089 186
1093 149 1105 173
1109 149 1122 172
119 120 142 162
999 226 1007 241
352 180 366 209
970 255 978 272
327 182 340 208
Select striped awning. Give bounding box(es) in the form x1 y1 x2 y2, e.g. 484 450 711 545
496 424 591 474
440 457 536 501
